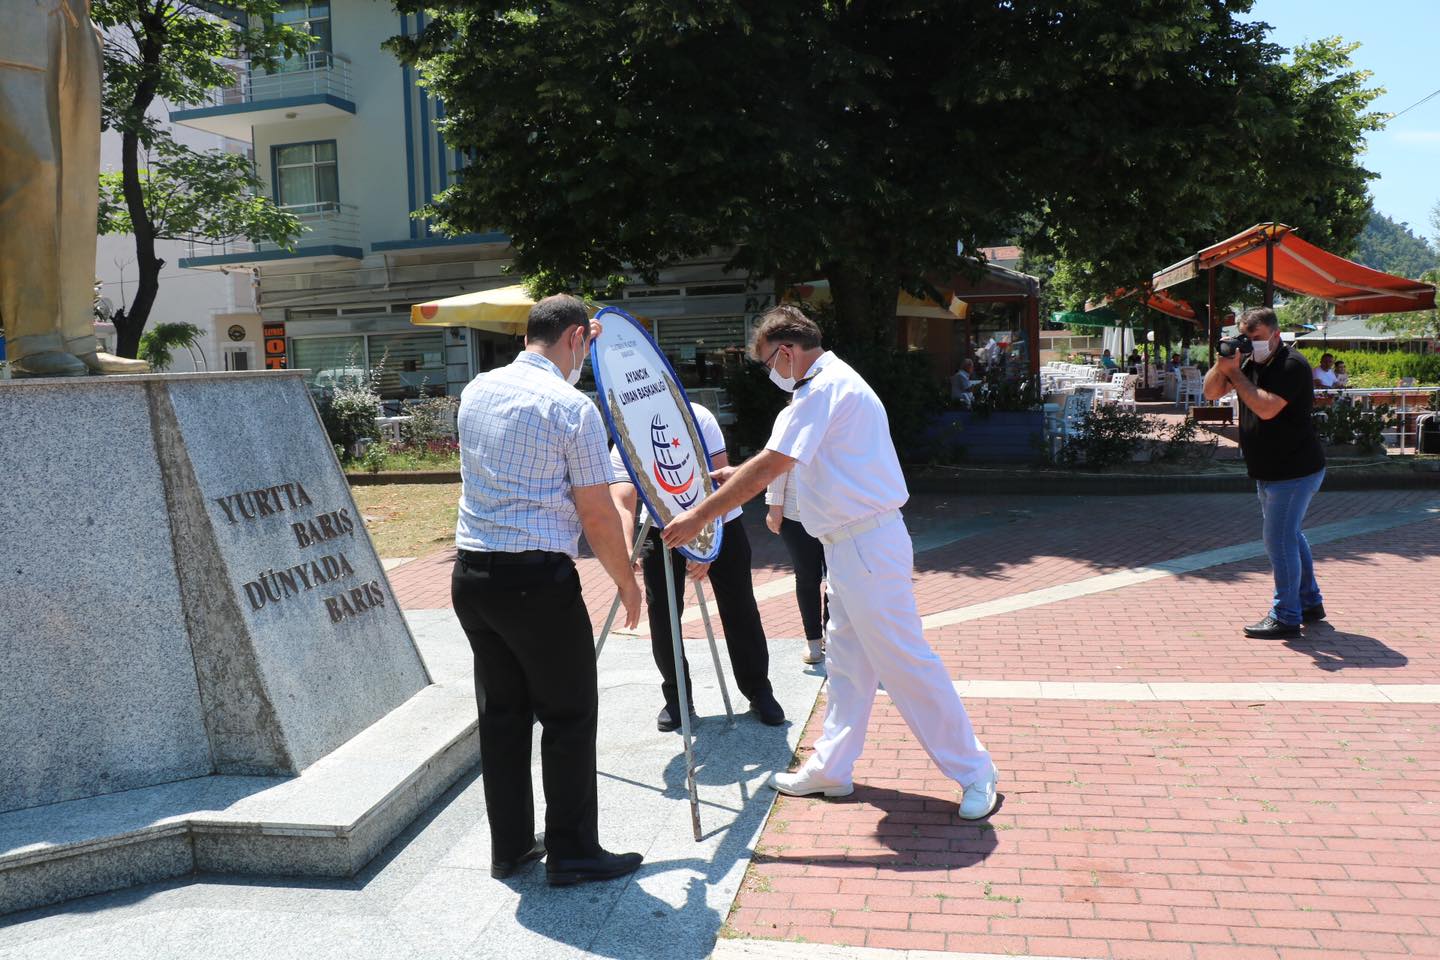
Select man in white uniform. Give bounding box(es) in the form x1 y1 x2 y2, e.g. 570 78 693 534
662 306 998 819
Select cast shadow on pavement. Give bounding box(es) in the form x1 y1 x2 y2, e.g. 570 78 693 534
508 718 797 960
1283 625 1408 672
753 785 1002 873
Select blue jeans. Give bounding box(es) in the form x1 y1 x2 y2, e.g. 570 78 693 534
1256 468 1325 625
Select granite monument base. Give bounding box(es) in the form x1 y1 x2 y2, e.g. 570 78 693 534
0 371 474 914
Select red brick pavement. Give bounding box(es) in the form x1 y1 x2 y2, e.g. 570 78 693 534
729 697 1440 959
926 515 1440 684
384 484 1440 957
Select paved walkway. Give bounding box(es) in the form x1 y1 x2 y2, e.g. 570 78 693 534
718 489 1440 960
4 486 1438 960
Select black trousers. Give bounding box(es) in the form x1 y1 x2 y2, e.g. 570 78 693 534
778 516 828 641
641 517 772 709
451 554 600 862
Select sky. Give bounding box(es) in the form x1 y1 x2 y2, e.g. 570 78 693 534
1248 0 1440 242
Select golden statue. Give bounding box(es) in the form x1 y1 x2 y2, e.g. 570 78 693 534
0 0 148 376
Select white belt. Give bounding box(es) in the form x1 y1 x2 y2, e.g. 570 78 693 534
818 509 902 546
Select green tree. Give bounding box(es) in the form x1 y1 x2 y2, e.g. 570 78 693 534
137 321 205 371
1355 211 1436 279
389 3 1380 370
1370 266 1440 342
1276 296 1330 331
1038 36 1383 313
94 0 310 358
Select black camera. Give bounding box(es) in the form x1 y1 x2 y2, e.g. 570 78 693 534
1216 334 1253 359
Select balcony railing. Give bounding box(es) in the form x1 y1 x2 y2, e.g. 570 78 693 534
184 201 360 261
196 51 352 108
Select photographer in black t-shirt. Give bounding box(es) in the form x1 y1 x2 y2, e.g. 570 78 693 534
1202 307 1326 639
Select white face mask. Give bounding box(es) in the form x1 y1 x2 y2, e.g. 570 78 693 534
766 345 797 392
769 366 797 392
1249 334 1274 364
566 332 587 386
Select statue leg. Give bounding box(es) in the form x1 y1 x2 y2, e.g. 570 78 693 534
0 59 85 377
60 20 146 375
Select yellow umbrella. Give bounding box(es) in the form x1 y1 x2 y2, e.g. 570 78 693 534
783 279 967 318
409 284 545 336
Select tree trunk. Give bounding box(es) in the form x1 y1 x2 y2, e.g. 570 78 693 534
112 12 168 358
823 260 898 356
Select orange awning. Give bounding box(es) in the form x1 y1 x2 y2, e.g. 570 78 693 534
1101 288 1200 324
1143 289 1198 322
1154 223 1435 316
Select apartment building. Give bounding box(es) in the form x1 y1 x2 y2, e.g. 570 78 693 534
170 1 761 403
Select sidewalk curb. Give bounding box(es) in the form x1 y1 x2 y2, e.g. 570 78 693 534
907 461 1440 496
711 940 1090 960
346 470 459 485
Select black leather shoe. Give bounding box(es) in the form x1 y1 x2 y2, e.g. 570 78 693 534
546 849 643 886
656 703 696 732
750 692 785 726
1302 604 1327 624
490 833 546 879
1244 615 1301 639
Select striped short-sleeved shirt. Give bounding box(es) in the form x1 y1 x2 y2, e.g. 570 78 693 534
455 351 612 556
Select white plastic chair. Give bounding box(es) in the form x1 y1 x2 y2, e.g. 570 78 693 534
1178 369 1205 412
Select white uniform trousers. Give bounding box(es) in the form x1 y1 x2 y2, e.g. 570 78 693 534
804 514 992 786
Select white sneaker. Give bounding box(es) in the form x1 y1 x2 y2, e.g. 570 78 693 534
802 639 824 664
959 763 999 820
768 767 853 798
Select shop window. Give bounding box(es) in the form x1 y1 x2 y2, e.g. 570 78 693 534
653 316 746 387
966 305 1031 381
293 335 365 395
369 332 446 399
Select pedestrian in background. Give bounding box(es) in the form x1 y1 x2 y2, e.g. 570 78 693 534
452 294 644 886
609 402 785 732
766 464 828 665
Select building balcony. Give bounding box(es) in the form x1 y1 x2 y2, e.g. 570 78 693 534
179 202 364 270
170 52 356 141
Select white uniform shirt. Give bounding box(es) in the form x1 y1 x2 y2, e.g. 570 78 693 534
455 351 612 556
609 402 741 526
764 466 801 521
764 351 907 538
1313 367 1337 388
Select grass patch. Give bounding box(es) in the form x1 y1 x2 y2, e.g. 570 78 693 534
351 481 460 559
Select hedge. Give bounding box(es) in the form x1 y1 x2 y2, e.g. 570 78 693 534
1294 347 1440 387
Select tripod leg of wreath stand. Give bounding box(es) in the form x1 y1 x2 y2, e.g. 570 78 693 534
594 516 652 662
663 543 702 841
693 580 735 725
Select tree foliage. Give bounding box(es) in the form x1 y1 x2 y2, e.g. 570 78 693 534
94 0 309 357
1355 211 1436 279
1038 35 1383 313
1370 267 1440 342
389 2 1382 366
98 136 300 245
1276 295 1330 331
137 321 204 371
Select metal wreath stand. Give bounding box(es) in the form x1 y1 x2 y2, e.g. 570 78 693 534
593 514 736 841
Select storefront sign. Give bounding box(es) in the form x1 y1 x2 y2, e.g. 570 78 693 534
263 322 287 370
592 306 722 562
1153 256 1199 291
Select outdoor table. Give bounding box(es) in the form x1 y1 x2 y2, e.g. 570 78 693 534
373 415 412 444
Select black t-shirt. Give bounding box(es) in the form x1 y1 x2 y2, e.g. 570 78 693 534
1237 344 1326 481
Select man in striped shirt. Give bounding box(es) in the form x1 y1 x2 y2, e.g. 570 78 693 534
453 294 643 886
